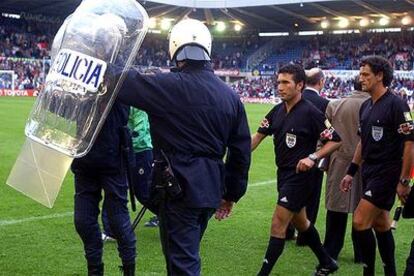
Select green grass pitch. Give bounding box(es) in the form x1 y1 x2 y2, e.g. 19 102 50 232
0 97 413 275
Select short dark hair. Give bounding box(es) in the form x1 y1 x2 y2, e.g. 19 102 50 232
278 64 306 90
306 68 324 86
360 56 393 87
353 76 362 91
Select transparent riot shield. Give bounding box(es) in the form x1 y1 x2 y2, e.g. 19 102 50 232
27 0 148 157
7 0 149 207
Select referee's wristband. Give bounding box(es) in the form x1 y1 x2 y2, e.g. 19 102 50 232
346 162 359 177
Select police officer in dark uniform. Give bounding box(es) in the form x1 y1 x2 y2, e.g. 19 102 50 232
71 100 136 275
252 64 341 276
341 56 414 276
297 67 329 246
117 19 251 276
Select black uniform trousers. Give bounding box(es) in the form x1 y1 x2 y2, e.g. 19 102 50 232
296 167 323 245
102 150 153 236
159 200 215 276
404 239 414 276
305 168 324 223
74 170 136 266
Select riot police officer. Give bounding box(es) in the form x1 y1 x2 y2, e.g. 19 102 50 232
117 19 251 276
71 100 136 276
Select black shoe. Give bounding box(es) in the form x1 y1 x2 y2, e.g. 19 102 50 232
119 263 135 276
88 263 104 276
314 259 338 276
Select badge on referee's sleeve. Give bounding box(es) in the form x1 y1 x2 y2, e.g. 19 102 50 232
404 112 413 122
321 119 335 140
260 118 270 128
324 119 332 129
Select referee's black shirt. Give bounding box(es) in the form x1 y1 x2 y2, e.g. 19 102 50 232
258 98 341 169
359 90 414 164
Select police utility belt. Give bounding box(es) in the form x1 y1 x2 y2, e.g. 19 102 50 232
148 150 183 213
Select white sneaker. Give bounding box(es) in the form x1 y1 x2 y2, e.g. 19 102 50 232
101 233 116 242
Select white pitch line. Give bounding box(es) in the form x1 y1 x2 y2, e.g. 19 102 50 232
249 179 275 187
0 180 275 227
0 211 73 227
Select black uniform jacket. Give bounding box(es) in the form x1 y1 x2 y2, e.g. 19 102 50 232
118 62 251 208
258 98 341 169
71 100 130 174
359 90 414 164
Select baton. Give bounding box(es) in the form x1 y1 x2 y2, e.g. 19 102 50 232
120 126 136 212
132 206 147 231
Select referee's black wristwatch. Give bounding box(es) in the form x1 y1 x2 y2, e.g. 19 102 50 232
308 153 318 162
399 178 411 187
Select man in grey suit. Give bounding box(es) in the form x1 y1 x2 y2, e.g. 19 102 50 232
323 79 369 261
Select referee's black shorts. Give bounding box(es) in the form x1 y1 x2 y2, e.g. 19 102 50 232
276 168 313 213
361 161 402 211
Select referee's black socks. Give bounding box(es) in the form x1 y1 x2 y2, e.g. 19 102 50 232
257 236 285 276
301 224 332 266
354 228 376 276
375 229 396 276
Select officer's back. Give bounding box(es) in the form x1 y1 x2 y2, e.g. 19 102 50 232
120 61 250 208
71 100 129 173
118 18 250 276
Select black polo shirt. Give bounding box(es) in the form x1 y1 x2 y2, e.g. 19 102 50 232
359 90 414 164
258 98 341 169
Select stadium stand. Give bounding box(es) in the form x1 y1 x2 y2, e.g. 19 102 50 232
0 16 413 104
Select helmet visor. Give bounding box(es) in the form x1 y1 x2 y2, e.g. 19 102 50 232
175 45 211 62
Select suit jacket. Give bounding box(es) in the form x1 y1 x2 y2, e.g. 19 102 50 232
325 91 370 213
302 88 329 113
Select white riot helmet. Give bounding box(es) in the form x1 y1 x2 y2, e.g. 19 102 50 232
169 19 212 62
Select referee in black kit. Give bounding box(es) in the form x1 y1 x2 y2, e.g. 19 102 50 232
341 56 414 276
252 64 341 276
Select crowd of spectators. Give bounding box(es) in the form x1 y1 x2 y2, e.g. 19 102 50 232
301 32 414 70
0 17 413 98
0 17 54 59
231 75 414 107
0 57 49 90
230 77 275 99
136 33 261 69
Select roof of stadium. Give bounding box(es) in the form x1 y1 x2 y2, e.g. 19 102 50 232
0 0 413 32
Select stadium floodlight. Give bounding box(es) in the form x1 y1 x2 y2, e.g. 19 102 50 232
161 18 172 30
321 20 329 29
1 13 20 19
258 32 289 37
216 21 226 32
359 17 370 27
149 17 157 29
401 15 412 26
379 17 390 26
333 29 360 34
234 23 242 32
338 18 349 28
299 31 323 36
